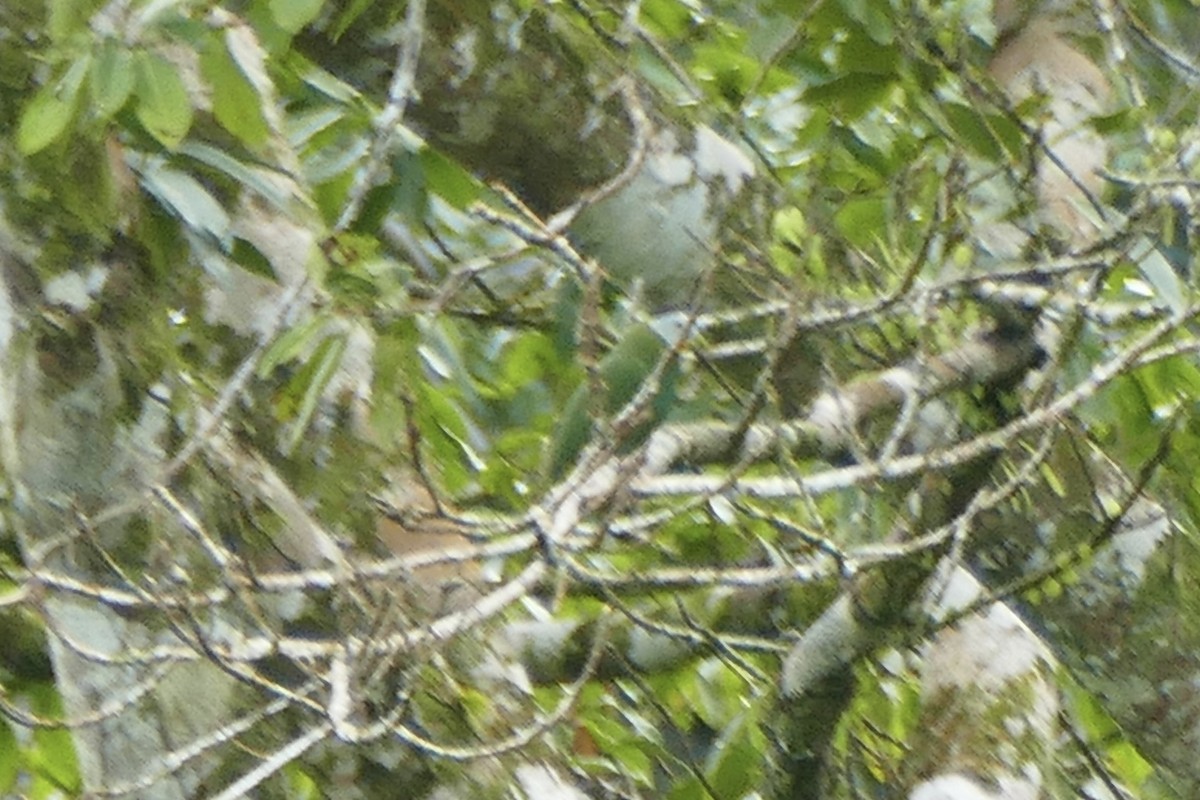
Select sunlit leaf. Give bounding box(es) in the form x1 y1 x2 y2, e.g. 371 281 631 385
0 722 17 794
283 763 320 800
707 713 762 799
1108 741 1154 789
26 682 80 793
135 52 194 147
834 196 887 248
773 206 808 248
200 33 270 148
17 59 89 154
1040 463 1067 498
499 332 555 392
582 713 655 787
47 0 95 42
89 39 134 120
421 148 482 209
640 0 693 39
270 0 325 34
694 42 760 103
16 84 77 155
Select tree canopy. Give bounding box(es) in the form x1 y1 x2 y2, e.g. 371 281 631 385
2 0 1200 798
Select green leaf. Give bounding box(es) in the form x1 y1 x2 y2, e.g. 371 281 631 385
47 0 96 42
693 42 760 103
284 334 347 453
641 0 692 39
1040 463 1067 498
545 323 678 479
834 196 887 248
940 102 1002 160
200 33 270 148
283 763 320 800
16 84 76 155
17 59 89 154
288 107 347 150
582 713 656 787
176 141 297 212
25 682 80 793
500 332 556 394
0 722 17 794
231 237 276 279
415 382 474 492
89 39 135 120
30 726 81 793
329 0 376 41
386 149 429 225
1107 741 1153 789
307 136 369 184
132 155 232 250
805 73 895 120
706 714 762 799
1133 238 1187 317
135 52 194 147
838 0 895 44
269 0 325 34
772 206 808 248
259 313 332 377
666 777 705 800
298 60 364 105
421 148 482 209
1063 678 1120 741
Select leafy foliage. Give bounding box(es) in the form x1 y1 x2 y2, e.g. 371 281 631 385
2 0 1200 798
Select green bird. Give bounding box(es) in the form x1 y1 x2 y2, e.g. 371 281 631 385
546 318 685 480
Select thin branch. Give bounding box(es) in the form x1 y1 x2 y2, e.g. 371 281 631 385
209 721 332 800
333 0 427 233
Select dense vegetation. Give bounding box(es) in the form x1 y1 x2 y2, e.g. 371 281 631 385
2 1 1200 798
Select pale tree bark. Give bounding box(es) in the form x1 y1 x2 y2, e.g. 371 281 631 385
908 568 1059 800
1 240 227 799
0 9 371 796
